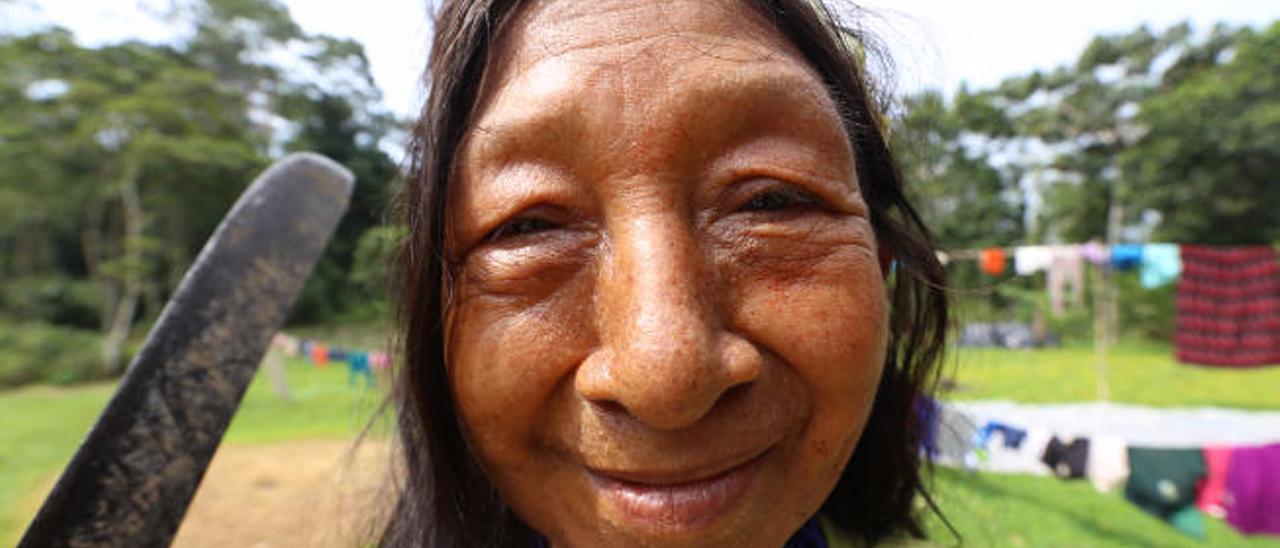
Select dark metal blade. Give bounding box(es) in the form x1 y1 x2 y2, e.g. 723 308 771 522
19 152 355 548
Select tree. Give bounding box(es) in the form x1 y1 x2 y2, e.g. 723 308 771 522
1123 22 1280 244
283 93 399 322
0 30 265 371
987 24 1193 243
893 89 1024 249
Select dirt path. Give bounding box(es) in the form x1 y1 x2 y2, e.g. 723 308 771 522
21 439 392 547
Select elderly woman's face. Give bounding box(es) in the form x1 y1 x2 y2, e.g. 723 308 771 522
444 0 888 545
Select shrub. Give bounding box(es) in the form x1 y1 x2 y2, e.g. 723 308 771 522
0 276 103 329
0 322 111 387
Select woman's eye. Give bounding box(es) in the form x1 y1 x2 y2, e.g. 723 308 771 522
486 217 557 242
740 188 820 213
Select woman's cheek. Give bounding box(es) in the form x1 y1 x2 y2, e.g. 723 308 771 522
719 216 888 377
723 232 888 432
447 266 596 460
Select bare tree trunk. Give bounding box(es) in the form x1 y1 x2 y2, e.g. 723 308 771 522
102 169 143 374
166 211 190 293
82 197 115 331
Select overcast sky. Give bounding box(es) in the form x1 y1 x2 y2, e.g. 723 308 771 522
8 0 1279 120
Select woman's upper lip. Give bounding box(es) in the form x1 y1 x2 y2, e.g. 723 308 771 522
584 446 770 486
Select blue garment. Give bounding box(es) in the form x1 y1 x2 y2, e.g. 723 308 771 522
1140 244 1182 288
347 352 373 387
328 347 350 361
1110 244 1143 270
975 421 1028 450
916 396 941 457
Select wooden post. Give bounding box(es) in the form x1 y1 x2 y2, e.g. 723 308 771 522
264 346 292 400
1092 262 1112 402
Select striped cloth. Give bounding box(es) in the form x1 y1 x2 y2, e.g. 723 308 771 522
1175 245 1280 366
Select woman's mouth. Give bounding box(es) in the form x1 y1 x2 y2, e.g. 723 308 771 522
585 448 768 531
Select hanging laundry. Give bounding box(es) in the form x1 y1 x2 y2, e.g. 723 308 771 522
1014 246 1053 276
1086 435 1129 494
1140 243 1182 289
1047 246 1085 315
310 342 329 368
298 339 313 356
348 352 374 387
978 426 1052 476
974 421 1027 449
328 347 350 362
1081 240 1110 266
1167 507 1207 540
1109 244 1143 270
915 396 940 457
1196 445 1233 518
931 404 980 466
1124 447 1206 537
271 333 300 357
1041 436 1089 479
935 250 950 266
979 248 1007 276
1224 443 1280 536
1175 245 1280 367
370 351 392 370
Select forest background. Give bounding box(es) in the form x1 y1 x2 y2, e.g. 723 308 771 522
1 0 1278 387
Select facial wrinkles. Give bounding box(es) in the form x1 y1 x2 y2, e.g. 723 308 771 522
446 1 888 545
470 0 850 184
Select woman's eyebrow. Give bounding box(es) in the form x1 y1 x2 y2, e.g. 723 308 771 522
462 65 843 173
462 102 591 174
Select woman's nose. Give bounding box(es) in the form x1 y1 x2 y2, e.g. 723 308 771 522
574 215 761 430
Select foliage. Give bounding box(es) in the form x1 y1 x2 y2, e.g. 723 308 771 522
286 94 400 324
347 225 405 317
893 90 1024 250
0 276 103 329
1123 22 1280 244
0 323 111 387
1115 272 1176 341
0 0 403 382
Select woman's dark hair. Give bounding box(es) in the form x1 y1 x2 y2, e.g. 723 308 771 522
384 0 950 546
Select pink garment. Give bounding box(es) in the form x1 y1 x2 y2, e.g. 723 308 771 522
370 351 391 370
1081 240 1110 266
1197 446 1233 518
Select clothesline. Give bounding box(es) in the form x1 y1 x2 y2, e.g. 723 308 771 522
268 332 388 387
924 398 1280 539
931 243 1280 367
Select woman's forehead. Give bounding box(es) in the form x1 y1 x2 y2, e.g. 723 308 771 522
479 0 824 105
461 0 842 169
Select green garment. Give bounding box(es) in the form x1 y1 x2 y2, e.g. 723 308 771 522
1124 447 1206 536
1168 507 1207 539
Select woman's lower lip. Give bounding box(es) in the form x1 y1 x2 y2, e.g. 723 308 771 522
587 452 765 531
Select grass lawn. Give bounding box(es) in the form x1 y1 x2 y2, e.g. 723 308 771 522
2 332 1278 545
0 349 390 546
923 466 1280 547
943 341 1280 409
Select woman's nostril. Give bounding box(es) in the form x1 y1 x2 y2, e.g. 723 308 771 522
719 381 754 408
591 399 628 417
